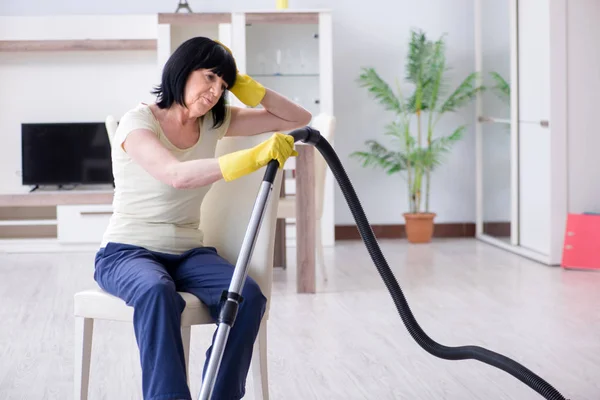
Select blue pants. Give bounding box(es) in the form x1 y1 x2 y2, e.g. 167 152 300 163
94 242 267 400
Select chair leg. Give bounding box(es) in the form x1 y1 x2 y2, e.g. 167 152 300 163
74 316 94 400
251 320 269 400
316 221 327 282
181 326 191 386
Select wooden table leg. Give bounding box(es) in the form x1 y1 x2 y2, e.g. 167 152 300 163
295 145 316 293
273 179 287 269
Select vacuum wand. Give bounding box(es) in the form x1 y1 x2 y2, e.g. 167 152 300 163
198 126 569 400
198 130 315 399
197 159 279 400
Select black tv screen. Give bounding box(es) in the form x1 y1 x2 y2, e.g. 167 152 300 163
21 122 113 186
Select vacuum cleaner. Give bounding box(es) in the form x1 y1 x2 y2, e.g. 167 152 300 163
198 126 570 400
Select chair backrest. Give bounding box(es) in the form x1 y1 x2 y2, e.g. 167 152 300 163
105 115 118 147
199 133 283 319
310 113 336 219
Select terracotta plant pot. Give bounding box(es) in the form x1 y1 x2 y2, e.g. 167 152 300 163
403 212 436 243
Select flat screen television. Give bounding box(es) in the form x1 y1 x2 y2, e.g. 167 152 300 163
21 122 113 187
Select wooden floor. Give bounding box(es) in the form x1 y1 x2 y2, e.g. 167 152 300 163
0 238 598 400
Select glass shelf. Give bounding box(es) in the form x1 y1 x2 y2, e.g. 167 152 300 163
249 73 320 77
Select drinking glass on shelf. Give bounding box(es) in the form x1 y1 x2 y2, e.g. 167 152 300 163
275 49 282 75
285 49 294 75
300 50 306 74
255 52 267 75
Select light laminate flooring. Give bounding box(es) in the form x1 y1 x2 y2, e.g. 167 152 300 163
0 238 598 400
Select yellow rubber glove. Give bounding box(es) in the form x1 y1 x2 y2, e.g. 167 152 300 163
230 74 267 107
218 132 298 182
214 40 266 107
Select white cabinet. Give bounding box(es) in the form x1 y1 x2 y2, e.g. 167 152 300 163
518 121 551 255
156 11 333 118
57 204 112 244
475 0 567 265
516 0 553 257
565 1 600 215
516 0 551 123
157 10 335 247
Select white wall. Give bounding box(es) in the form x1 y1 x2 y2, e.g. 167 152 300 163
329 0 477 225
0 0 478 224
0 50 157 193
566 0 600 214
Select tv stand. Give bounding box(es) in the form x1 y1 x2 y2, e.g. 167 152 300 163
0 190 114 252
57 184 79 191
27 183 107 192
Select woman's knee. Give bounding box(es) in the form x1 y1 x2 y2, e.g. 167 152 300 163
143 279 176 295
135 279 182 308
241 276 267 310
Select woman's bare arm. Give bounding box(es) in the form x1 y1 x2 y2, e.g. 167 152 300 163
122 129 223 189
225 88 312 137
120 86 309 188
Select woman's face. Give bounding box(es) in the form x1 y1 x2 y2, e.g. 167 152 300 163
184 68 228 117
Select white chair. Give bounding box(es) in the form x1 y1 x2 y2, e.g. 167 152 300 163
104 115 118 146
276 113 336 281
73 132 283 400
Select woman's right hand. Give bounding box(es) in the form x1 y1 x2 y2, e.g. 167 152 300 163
218 132 298 182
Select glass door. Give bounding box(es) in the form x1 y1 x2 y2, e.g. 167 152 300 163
244 20 321 118
475 0 517 245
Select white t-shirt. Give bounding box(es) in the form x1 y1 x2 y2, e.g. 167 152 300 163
101 102 231 254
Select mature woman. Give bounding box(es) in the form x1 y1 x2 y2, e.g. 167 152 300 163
94 37 311 400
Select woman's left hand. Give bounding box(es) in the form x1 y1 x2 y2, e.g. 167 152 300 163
214 40 266 107
229 73 267 108
214 39 313 137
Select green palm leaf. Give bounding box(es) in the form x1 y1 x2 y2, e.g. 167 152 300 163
405 29 433 114
439 72 484 113
426 125 466 169
405 29 430 84
383 120 414 150
489 71 510 104
357 67 402 113
426 38 446 118
350 140 407 175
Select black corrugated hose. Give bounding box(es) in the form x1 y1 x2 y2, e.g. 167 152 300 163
289 127 569 400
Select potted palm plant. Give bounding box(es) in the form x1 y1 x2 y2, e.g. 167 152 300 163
351 29 484 243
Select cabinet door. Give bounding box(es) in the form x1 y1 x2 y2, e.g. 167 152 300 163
517 0 550 122
518 121 550 255
244 21 321 117
57 205 112 244
475 0 514 242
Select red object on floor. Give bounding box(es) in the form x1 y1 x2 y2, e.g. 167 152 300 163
561 213 600 270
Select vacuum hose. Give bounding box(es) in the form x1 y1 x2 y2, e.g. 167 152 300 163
288 127 568 400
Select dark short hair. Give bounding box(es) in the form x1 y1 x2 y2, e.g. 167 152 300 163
151 37 237 128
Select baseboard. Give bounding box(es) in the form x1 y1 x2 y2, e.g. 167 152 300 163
335 223 476 240
482 222 511 237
